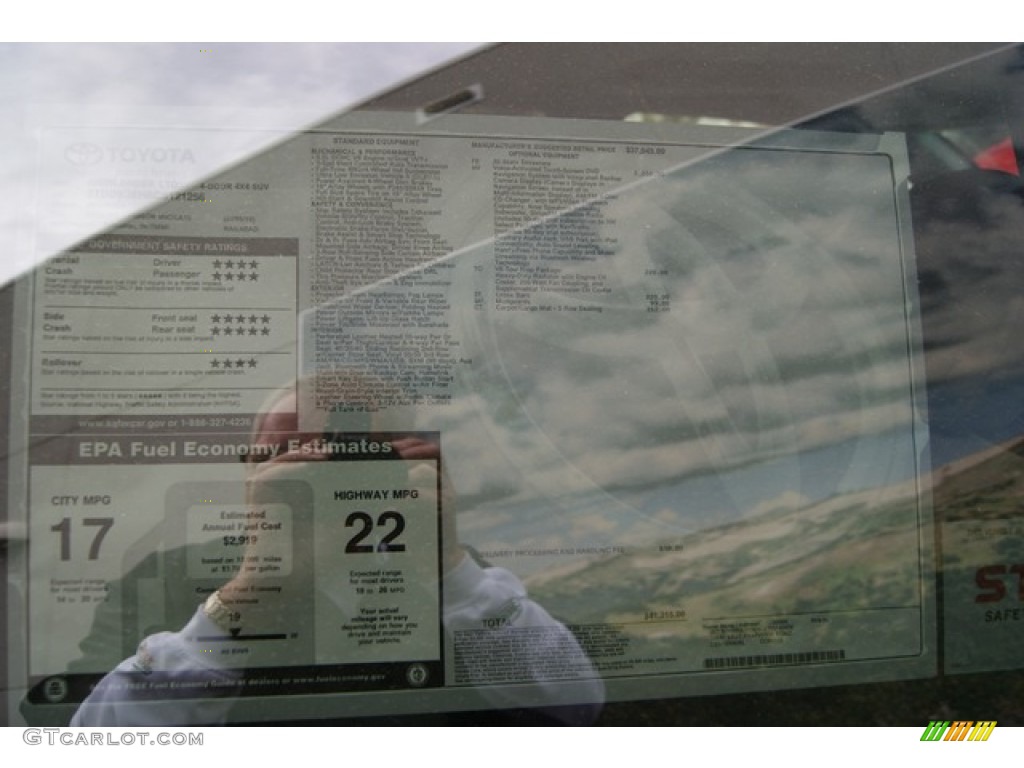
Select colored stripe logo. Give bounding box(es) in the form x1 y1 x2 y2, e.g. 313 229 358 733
920 721 997 741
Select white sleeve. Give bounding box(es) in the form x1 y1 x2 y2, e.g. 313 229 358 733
443 554 606 722
70 607 242 727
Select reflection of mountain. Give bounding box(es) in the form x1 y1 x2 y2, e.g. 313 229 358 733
526 435 1024 634
932 436 1024 522
527 480 922 627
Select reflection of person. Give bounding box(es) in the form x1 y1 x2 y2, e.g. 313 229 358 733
70 385 604 726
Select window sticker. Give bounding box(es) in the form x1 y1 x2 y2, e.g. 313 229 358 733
9 114 931 723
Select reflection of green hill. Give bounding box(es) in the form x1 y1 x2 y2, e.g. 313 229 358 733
527 481 922 626
527 436 1024 628
933 436 1024 522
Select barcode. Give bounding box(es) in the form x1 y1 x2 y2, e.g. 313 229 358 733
703 649 846 669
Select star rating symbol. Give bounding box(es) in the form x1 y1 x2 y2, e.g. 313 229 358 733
210 258 260 282
210 357 258 370
208 311 273 338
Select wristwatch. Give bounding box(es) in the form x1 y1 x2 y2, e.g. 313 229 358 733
202 589 236 631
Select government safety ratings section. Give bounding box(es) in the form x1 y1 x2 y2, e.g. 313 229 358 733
31 234 297 418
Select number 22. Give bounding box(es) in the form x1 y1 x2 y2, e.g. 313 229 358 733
344 511 406 553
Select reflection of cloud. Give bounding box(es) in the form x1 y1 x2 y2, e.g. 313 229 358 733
750 490 812 516
1 43 482 284
440 143 923 509
570 511 618 538
914 191 1024 383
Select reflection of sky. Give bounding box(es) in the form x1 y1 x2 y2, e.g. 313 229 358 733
441 126 1024 558
14 44 1021 555
0 43 482 284
377 138 940 565
436 146 922 532
913 191 1024 467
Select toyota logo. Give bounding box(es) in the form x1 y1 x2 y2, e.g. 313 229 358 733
64 142 104 166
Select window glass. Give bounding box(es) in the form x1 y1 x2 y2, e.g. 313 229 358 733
4 43 1024 726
